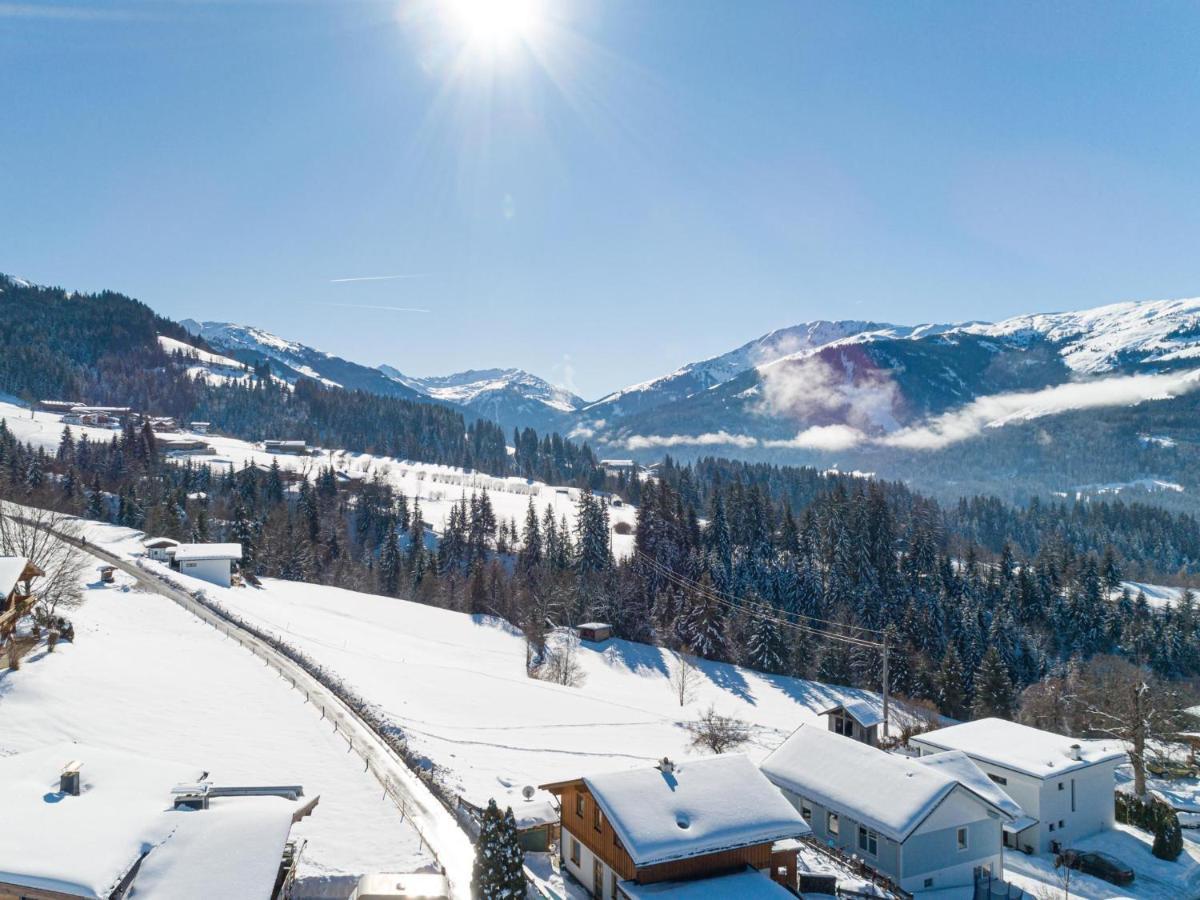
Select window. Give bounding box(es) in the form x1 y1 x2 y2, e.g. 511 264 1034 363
956 827 968 851
611 870 619 899
593 804 603 832
834 717 846 735
570 837 581 865
858 826 878 856
987 773 1008 786
1070 779 1076 813
1058 782 1064 791
827 812 839 837
1048 823 1055 833
575 793 584 817
800 803 812 822
1058 820 1064 829
924 878 934 888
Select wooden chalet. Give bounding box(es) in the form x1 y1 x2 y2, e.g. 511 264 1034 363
541 754 807 898
0 557 44 643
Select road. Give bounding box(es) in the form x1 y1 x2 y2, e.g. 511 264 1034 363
61 531 477 900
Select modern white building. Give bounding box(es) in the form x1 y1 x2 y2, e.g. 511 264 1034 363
762 724 1017 895
171 543 243 588
910 718 1126 854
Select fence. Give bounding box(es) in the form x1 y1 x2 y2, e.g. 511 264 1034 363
974 866 1025 900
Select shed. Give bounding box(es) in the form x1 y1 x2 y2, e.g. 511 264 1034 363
97 565 116 584
190 421 211 434
577 622 613 643
264 440 309 455
143 536 181 563
820 699 883 747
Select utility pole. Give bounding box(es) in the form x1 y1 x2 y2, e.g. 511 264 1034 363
881 635 890 741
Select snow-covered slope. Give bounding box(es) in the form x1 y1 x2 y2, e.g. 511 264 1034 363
0 521 432 890
963 297 1200 374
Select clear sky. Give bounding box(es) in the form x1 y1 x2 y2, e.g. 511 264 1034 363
3 1 1199 399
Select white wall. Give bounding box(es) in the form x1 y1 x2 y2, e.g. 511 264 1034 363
561 826 620 898
178 557 233 588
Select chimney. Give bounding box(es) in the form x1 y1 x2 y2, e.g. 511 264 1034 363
60 760 82 796
658 757 675 774
1069 744 1082 761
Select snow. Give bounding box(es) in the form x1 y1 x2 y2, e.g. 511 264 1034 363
1072 478 1185 497
617 866 795 899
761 724 1005 843
128 796 300 900
913 751 1024 821
0 743 201 899
0 528 432 889
157 335 247 372
172 542 242 561
1114 581 1187 610
0 555 30 597
578 754 807 867
0 399 641 560
913 718 1126 779
124 561 892 823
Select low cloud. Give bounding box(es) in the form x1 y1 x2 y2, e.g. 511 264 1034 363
622 431 759 450
764 424 866 451
755 354 900 432
880 369 1200 450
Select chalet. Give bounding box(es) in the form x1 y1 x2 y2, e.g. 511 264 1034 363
762 724 1017 895
577 622 614 643
264 440 309 455
0 557 44 645
147 416 179 432
821 699 883 747
142 536 180 563
541 754 808 899
600 459 636 477
189 421 211 434
910 718 1126 854
0 743 316 900
158 437 213 456
171 543 243 588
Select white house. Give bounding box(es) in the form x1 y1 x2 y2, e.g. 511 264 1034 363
910 718 1126 854
171 543 243 588
0 743 315 900
541 754 808 899
761 724 1016 895
142 536 180 563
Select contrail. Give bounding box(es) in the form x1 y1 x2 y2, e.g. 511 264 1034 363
329 274 429 284
311 302 431 313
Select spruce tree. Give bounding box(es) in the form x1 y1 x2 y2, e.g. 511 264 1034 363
936 644 968 719
971 646 1014 719
471 799 526 899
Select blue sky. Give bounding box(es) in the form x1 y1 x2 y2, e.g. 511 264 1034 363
3 1 1199 399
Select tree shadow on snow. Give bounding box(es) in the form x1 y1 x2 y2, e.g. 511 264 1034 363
698 658 756 705
601 639 671 679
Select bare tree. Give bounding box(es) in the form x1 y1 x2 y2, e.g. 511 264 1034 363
684 705 751 754
539 630 586 688
670 649 699 707
0 504 86 622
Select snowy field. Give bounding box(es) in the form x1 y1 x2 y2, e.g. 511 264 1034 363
123 554 881 819
0 522 433 896
0 399 640 559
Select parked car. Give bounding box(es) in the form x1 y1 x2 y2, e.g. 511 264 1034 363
1059 850 1135 886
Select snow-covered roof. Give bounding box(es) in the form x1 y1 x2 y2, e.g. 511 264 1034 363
911 718 1127 779
820 698 883 728
142 537 180 549
913 750 1023 820
618 866 794 899
576 622 612 631
581 754 808 868
129 796 300 900
0 743 203 899
172 543 242 562
0 556 33 597
761 725 1011 844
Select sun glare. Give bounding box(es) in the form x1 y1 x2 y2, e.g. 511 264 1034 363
446 0 542 51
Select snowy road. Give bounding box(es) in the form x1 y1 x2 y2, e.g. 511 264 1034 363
45 526 476 900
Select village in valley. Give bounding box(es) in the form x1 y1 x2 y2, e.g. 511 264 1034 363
2 395 1200 900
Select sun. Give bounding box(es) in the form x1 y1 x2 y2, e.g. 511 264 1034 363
446 0 543 51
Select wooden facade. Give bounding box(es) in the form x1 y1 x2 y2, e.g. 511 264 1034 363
0 560 43 640
543 779 781 887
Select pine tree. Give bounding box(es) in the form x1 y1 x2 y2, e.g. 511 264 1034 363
471 799 527 899
379 518 401 596
744 612 786 674
971 646 1015 719
936 644 968 719
86 474 105 520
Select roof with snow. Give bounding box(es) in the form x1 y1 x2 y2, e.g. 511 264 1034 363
572 754 808 868
0 744 309 900
0 556 37 598
172 543 242 562
910 718 1126 779
0 743 204 899
761 725 1012 844
913 750 1025 823
142 537 180 549
820 698 883 728
618 866 794 899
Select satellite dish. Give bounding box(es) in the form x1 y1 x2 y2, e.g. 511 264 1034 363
522 785 535 801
